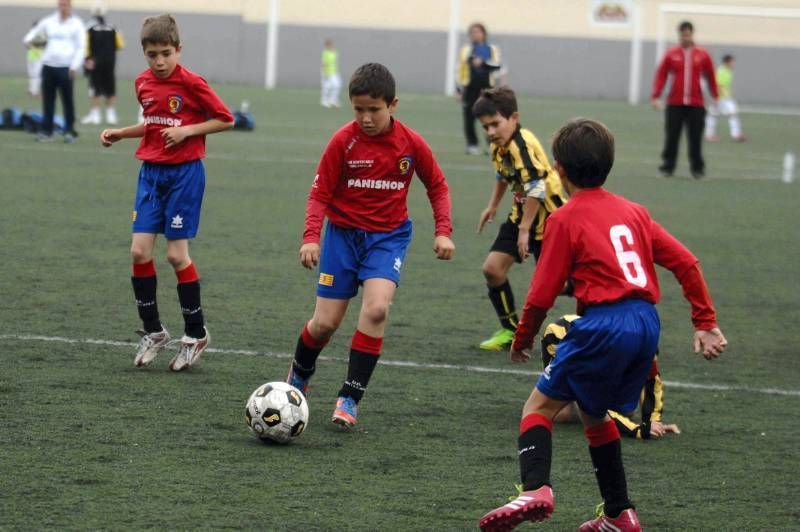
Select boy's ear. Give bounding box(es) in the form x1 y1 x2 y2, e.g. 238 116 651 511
510 111 520 122
388 97 399 113
175 44 182 53
554 161 569 183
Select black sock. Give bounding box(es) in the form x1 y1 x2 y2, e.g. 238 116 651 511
338 348 380 403
589 439 633 517
518 424 553 490
131 275 161 333
488 281 518 330
292 325 328 379
177 281 204 338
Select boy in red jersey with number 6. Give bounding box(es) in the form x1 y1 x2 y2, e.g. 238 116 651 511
479 119 726 531
287 63 455 428
100 14 233 370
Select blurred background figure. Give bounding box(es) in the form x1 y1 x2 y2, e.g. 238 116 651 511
457 22 501 155
22 0 85 143
81 2 124 125
705 54 746 143
25 19 46 97
320 39 341 108
651 21 718 179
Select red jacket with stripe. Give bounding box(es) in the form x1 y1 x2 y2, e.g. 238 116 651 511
652 45 718 107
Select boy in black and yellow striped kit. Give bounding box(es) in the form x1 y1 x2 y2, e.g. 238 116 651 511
541 315 680 439
474 87 568 350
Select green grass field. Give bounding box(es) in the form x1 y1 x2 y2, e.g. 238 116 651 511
1 74 799 530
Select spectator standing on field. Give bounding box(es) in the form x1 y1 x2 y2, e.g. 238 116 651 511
22 0 85 143
457 22 501 155
705 54 745 143
651 21 718 179
82 3 124 125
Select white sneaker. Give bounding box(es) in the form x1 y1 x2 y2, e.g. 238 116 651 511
105 108 118 125
134 327 171 367
466 145 481 155
81 109 101 125
169 327 210 371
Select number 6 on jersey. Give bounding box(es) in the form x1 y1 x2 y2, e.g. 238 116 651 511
610 224 648 287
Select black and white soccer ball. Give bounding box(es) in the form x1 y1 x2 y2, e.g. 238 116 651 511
245 382 309 444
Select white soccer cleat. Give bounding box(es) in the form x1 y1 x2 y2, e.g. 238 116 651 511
168 327 210 371
105 108 118 125
134 327 171 367
81 108 101 125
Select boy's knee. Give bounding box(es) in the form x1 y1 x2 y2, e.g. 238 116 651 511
165 250 190 270
482 263 504 286
130 244 152 264
361 300 389 326
309 317 340 339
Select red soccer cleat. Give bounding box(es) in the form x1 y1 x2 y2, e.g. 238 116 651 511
578 508 641 532
479 485 554 531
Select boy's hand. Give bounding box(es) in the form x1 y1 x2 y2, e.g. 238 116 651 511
100 129 122 147
161 126 189 148
510 346 531 363
299 243 321 269
693 327 727 360
433 235 455 260
517 228 531 260
651 97 663 110
650 420 681 438
477 207 496 233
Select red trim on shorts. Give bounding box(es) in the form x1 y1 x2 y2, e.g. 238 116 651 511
585 420 621 447
175 263 199 284
520 413 553 435
132 260 156 277
649 359 660 380
351 329 383 355
301 322 330 349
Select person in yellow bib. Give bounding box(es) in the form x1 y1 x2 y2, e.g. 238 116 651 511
320 39 341 108
705 54 746 142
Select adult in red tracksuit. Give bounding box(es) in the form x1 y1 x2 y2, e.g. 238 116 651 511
651 21 718 179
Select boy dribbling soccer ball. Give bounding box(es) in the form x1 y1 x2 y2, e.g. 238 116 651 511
287 63 455 428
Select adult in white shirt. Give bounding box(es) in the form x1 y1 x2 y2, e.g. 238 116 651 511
23 0 86 142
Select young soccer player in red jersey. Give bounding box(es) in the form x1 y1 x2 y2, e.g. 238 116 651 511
287 63 455 428
100 14 233 370
479 119 727 531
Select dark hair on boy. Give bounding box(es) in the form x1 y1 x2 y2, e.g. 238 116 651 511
722 54 734 63
678 20 693 32
551 118 615 188
472 86 517 119
141 14 180 48
349 63 396 103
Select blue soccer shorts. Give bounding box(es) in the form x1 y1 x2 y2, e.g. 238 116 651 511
316 219 413 299
536 299 660 419
132 160 205 240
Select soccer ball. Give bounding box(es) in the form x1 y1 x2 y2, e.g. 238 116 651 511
245 381 309 444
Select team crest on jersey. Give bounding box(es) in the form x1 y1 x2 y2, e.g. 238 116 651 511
168 95 183 113
398 156 413 175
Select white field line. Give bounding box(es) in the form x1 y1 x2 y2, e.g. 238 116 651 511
3 333 799 398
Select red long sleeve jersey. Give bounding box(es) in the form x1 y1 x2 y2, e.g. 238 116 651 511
514 188 718 349
652 45 718 107
135 65 234 164
303 119 452 243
